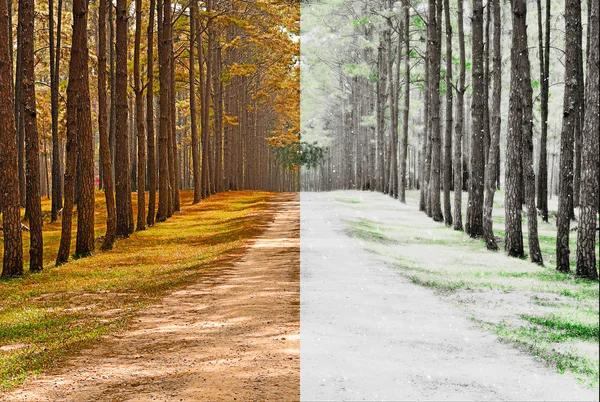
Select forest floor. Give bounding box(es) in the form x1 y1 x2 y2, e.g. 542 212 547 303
0 191 300 400
301 190 598 401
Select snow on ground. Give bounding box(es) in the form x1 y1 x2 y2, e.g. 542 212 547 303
300 190 599 401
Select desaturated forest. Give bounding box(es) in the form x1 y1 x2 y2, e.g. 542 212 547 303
0 0 300 276
300 0 599 278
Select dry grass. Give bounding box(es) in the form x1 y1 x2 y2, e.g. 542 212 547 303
0 190 277 391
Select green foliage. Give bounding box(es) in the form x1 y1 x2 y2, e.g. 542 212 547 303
411 16 425 29
352 16 369 28
272 140 326 170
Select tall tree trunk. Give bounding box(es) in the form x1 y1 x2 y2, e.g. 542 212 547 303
157 0 171 221
200 4 212 199
556 0 582 272
428 0 443 222
575 0 599 279
0 0 24 276
50 0 64 223
170 31 180 213
146 0 157 226
190 0 201 203
135 0 146 230
57 0 86 264
75 0 95 257
505 0 526 258
399 0 410 203
536 0 550 222
518 1 543 265
467 0 485 237
442 0 452 226
376 40 387 193
115 0 132 236
389 13 400 200
20 0 43 271
483 0 501 251
98 0 116 250
453 0 466 231
15 15 25 209
419 5 431 212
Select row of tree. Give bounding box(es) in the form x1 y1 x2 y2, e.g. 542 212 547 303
300 0 598 279
0 0 300 276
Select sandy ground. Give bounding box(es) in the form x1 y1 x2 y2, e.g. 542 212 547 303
3 194 300 402
300 191 599 401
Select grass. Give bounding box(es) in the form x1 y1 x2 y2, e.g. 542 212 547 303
335 197 361 204
0 190 276 391
344 218 394 244
521 313 599 343
484 319 599 386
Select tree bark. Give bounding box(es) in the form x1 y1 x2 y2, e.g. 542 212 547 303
157 0 171 221
556 0 582 272
467 0 485 237
482 0 501 251
442 0 452 226
518 1 543 265
115 0 132 236
19 0 43 271
98 0 116 250
399 0 410 203
190 0 201 203
57 0 86 264
146 0 157 226
74 0 95 257
134 0 146 230
575 0 599 279
536 0 550 222
0 0 24 276
50 0 64 223
452 0 466 231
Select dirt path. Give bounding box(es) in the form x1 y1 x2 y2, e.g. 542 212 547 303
5 194 299 402
300 191 598 401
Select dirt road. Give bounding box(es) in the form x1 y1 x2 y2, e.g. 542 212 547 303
300 191 598 401
5 194 299 402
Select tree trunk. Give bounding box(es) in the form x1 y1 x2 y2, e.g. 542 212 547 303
115 0 132 236
518 1 543 265
19 0 43 271
190 0 201 203
467 0 485 237
575 0 599 279
482 0 501 250
442 0 452 226
146 0 157 226
399 0 410 203
0 0 24 276
134 0 146 230
536 0 550 222
74 0 95 257
505 0 526 258
50 0 64 223
157 0 171 222
453 0 466 231
98 0 116 250
57 0 86 265
556 0 582 272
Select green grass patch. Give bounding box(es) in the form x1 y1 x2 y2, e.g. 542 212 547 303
344 218 395 244
484 320 599 386
521 314 599 343
336 197 361 204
